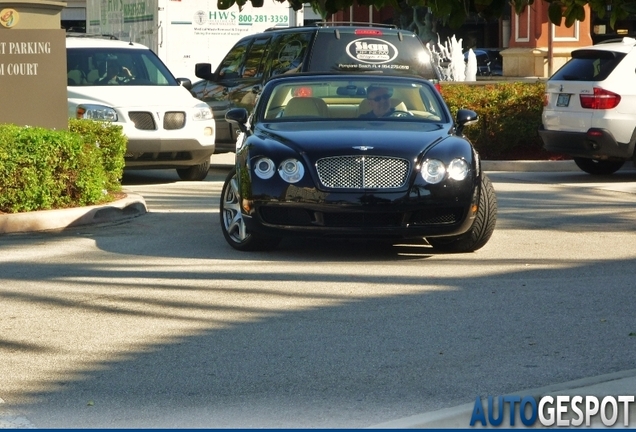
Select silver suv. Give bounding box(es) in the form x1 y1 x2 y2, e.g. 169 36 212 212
539 37 636 175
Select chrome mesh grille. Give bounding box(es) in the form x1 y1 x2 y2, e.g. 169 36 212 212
129 112 156 130
164 112 186 130
316 156 409 189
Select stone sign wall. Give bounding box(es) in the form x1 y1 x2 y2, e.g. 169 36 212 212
0 1 68 130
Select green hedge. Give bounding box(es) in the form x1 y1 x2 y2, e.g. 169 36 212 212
69 119 126 192
0 120 126 214
440 81 547 159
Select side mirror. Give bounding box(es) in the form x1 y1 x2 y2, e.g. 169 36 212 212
195 63 214 80
455 109 478 136
177 78 192 90
226 108 249 133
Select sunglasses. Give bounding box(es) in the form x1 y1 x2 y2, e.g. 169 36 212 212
369 93 391 102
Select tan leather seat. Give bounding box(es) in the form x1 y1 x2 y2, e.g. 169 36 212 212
283 97 329 118
86 69 101 84
357 98 407 116
67 69 86 86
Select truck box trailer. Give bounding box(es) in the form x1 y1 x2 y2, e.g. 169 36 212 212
86 0 302 80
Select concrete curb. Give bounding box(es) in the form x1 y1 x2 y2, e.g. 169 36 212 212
370 369 636 428
0 192 147 235
482 160 579 172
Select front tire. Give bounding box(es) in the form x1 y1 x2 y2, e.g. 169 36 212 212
573 157 624 175
427 174 497 253
177 159 210 181
220 169 281 251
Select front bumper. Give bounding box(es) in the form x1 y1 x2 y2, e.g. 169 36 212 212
124 137 215 168
241 186 480 239
539 126 633 160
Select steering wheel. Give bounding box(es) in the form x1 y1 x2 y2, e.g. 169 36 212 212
388 110 414 118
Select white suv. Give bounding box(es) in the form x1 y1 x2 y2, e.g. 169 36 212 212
539 37 636 175
66 35 215 181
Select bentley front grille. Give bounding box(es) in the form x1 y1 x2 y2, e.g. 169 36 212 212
316 156 409 189
164 112 186 130
129 112 156 130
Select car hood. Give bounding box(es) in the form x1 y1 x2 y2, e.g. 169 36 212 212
259 121 451 159
67 85 199 109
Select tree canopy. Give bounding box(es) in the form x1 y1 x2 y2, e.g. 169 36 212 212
218 0 636 29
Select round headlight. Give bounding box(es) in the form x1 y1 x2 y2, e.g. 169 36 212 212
421 159 446 184
254 157 275 179
278 158 304 183
448 158 469 181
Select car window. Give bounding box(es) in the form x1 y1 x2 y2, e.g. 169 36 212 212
261 79 445 122
551 49 626 81
268 32 312 76
308 30 438 79
217 39 250 79
241 37 271 79
67 47 178 86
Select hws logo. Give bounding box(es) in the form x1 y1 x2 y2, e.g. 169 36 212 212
193 10 206 25
346 38 398 64
208 10 237 20
193 10 237 24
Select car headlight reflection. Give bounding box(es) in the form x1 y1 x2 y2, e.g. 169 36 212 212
278 158 304 183
193 103 213 121
76 104 118 121
254 157 276 179
421 159 446 184
448 158 469 180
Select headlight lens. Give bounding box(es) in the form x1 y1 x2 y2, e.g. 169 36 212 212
448 158 469 180
76 104 118 121
254 157 276 179
192 103 213 121
421 159 446 184
278 158 304 183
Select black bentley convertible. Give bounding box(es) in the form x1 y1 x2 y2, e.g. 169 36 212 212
220 73 497 252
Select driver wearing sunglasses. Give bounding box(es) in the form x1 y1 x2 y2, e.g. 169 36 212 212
359 85 395 118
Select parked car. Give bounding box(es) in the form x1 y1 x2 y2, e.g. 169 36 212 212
464 49 503 76
191 23 441 153
66 35 216 181
219 73 497 252
539 37 636 175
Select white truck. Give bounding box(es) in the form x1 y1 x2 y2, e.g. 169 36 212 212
86 0 303 80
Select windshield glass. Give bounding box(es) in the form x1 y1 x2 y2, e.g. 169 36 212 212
261 77 447 122
67 48 178 86
309 31 438 80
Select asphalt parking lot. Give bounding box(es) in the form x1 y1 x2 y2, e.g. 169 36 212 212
1 157 636 428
